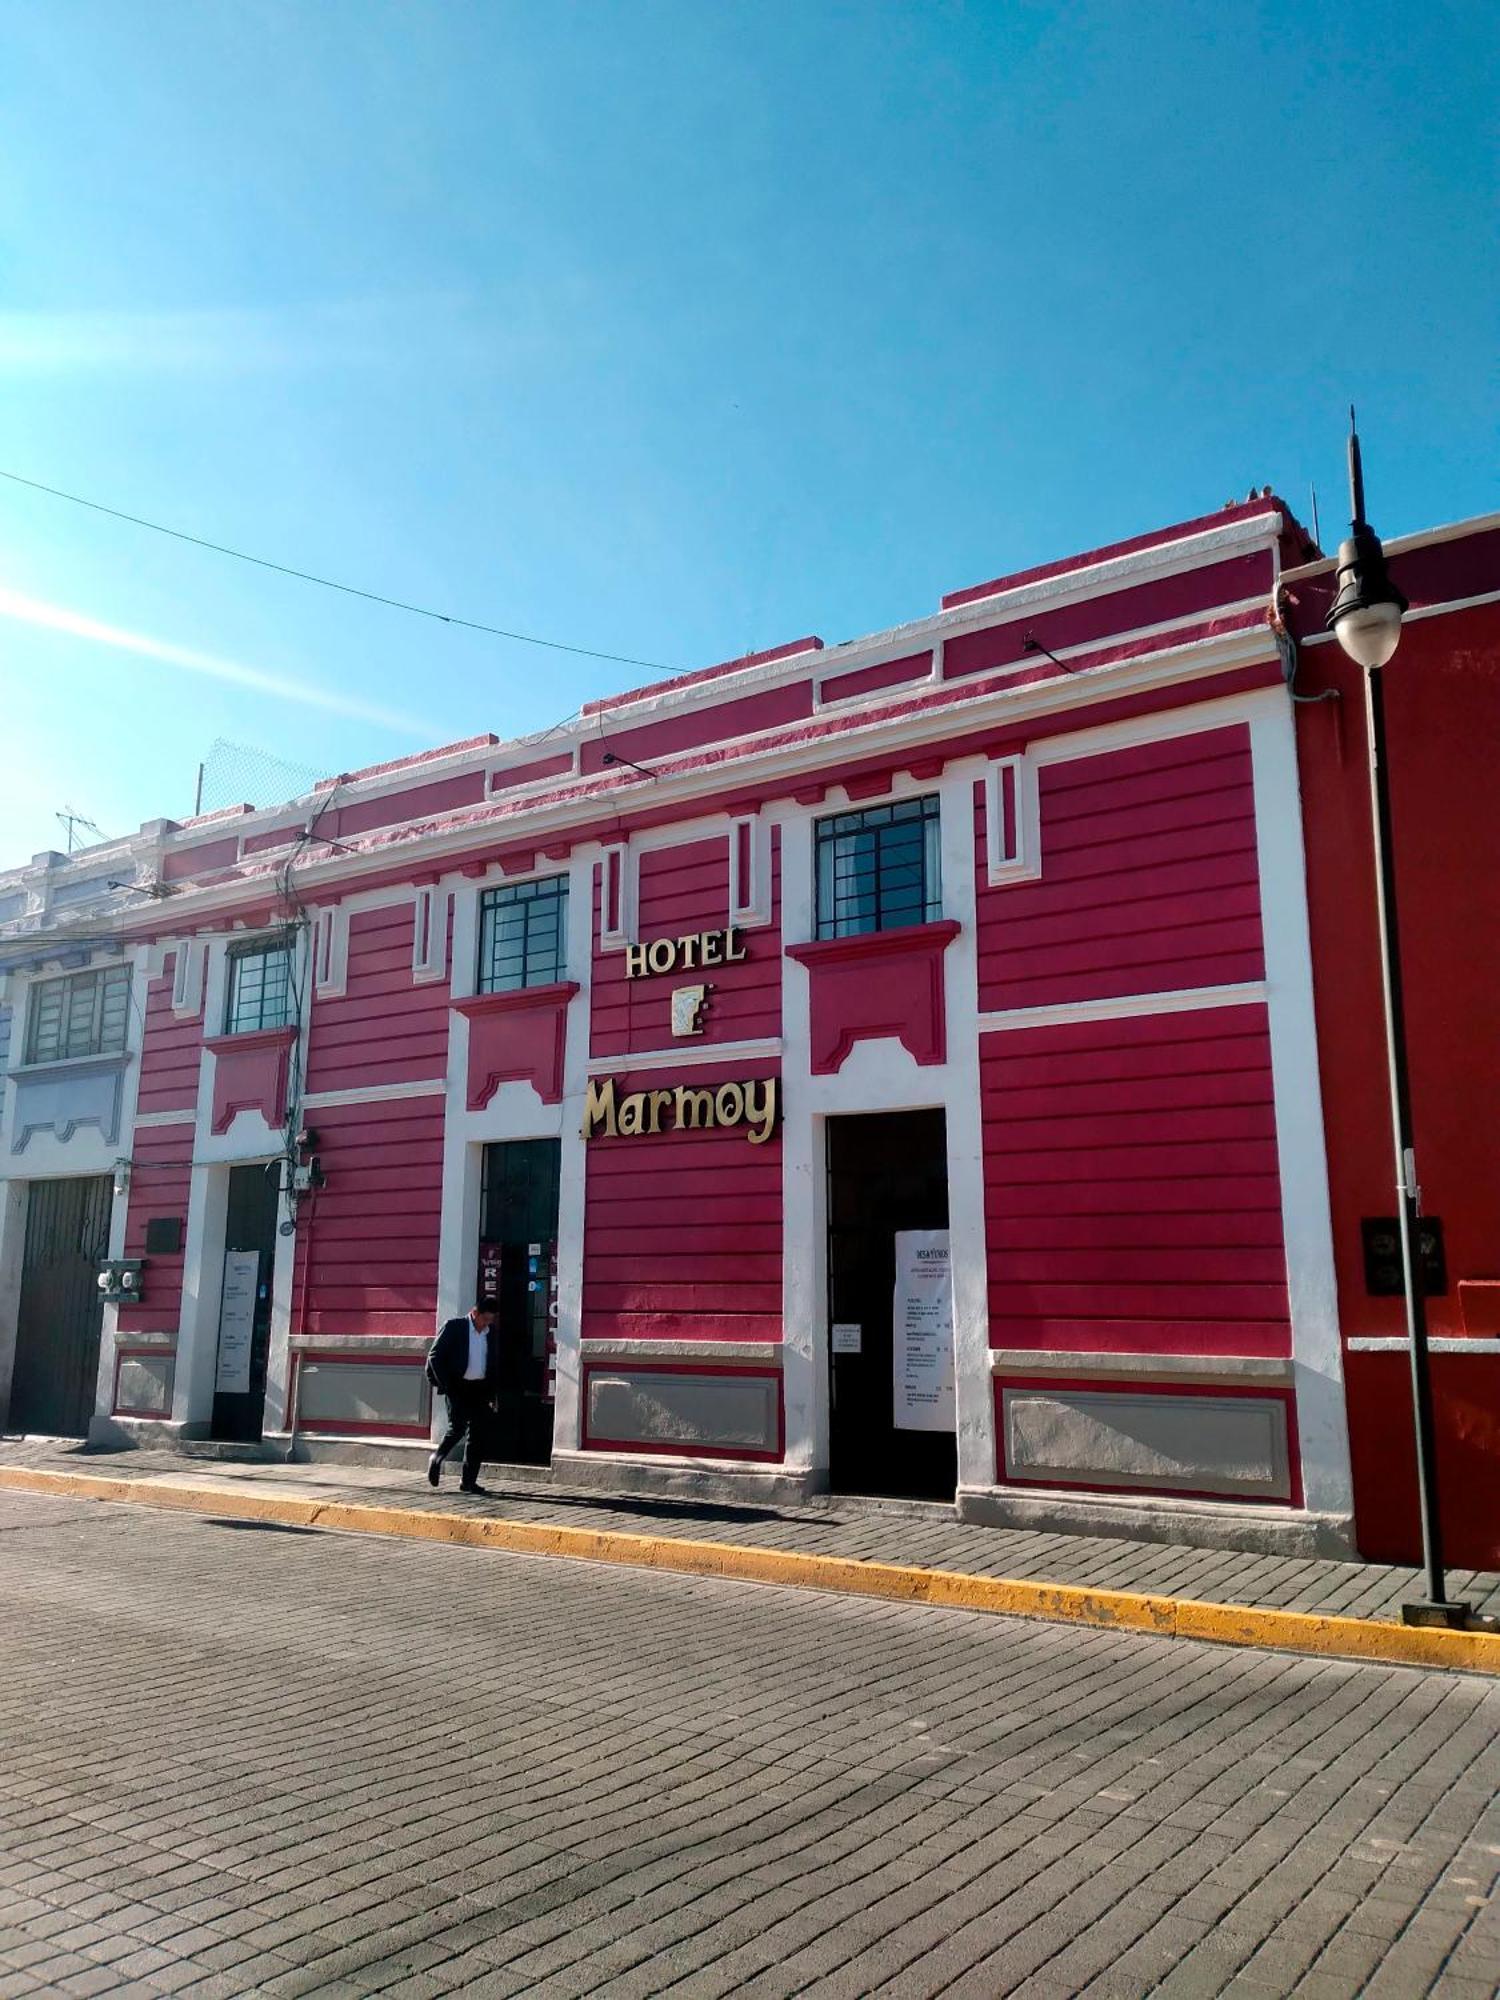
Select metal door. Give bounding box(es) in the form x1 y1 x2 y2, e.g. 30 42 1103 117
210 1162 281 1442
10 1175 113 1436
827 1110 955 1501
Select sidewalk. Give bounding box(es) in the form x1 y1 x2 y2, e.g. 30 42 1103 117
4 1434 1499 1674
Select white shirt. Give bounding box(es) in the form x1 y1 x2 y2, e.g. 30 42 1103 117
464 1322 489 1381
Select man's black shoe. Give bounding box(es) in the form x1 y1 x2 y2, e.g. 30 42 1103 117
426 1454 441 1488
460 1482 489 1497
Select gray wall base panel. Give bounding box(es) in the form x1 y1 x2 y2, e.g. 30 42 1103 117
550 1446 820 1509
957 1483 1357 1559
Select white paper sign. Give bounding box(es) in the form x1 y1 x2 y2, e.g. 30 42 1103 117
893 1229 955 1432
215 1250 261 1395
831 1322 862 1355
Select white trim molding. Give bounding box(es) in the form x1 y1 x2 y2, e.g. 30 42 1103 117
983 752 1041 885
978 981 1267 1036
584 1037 781 1076
1248 697 1353 1528
301 1079 447 1110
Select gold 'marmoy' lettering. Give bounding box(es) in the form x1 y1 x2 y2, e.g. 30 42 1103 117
582 1074 778 1146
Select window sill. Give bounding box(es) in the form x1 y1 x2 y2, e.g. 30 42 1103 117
452 982 580 1109
786 921 960 1075
453 981 580 1020
786 918 960 970
203 1026 297 1055
7 1049 132 1081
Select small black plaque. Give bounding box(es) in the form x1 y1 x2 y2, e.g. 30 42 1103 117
1361 1216 1447 1298
144 1216 185 1256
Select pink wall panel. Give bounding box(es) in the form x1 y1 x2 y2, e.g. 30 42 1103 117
296 1096 444 1336
976 726 1264 1012
818 650 932 704
590 833 781 1057
302 903 451 1094
943 551 1272 681
581 1061 782 1343
117 1122 194 1334
135 956 204 1114
981 1003 1291 1357
577 682 813 775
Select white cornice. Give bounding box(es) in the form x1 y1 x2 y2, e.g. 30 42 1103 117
101 620 1282 932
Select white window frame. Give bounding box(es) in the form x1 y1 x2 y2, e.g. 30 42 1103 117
984 753 1042 885
23 963 132 1065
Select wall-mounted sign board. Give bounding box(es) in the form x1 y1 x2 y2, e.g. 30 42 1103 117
214 1249 260 1396
893 1230 954 1432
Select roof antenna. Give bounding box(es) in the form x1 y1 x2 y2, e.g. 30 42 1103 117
1309 482 1321 552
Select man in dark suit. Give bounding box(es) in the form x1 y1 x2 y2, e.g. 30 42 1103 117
425 1297 500 1495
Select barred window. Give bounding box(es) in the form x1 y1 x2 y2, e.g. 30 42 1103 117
814 795 942 940
24 965 131 1064
478 876 569 993
224 937 294 1034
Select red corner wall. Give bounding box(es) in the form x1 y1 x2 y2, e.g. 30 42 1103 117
1296 600 1500 1565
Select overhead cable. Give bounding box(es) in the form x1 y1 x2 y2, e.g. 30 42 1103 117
0 466 677 674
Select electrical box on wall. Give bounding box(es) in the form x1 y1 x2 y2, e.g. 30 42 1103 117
1361 1217 1447 1298
96 1259 145 1305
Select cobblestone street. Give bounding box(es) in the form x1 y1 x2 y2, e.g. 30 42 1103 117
1 1489 1498 1999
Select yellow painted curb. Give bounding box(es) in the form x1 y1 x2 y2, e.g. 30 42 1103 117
3 1463 1498 1677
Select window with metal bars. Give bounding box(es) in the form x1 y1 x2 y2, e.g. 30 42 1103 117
24 965 132 1064
814 794 942 940
224 937 294 1034
477 875 569 993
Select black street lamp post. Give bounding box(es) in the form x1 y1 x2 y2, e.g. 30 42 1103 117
1325 412 1469 1628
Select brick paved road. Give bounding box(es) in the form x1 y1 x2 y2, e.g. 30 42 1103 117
1 1491 1498 2000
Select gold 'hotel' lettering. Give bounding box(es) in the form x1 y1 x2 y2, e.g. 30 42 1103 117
582 1074 778 1146
624 928 748 979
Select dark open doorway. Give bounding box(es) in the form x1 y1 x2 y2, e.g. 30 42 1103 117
211 1162 280 1442
480 1139 561 1467
827 1109 954 1502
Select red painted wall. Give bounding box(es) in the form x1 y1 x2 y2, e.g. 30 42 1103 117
135 955 204 1114
975 727 1264 1013
295 1096 444 1337
118 1123 193 1335
580 1061 782 1343
981 1003 1290 1357
1294 596 1500 1564
589 834 781 1057
302 902 451 1094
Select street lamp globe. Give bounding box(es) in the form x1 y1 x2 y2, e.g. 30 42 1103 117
1326 412 1407 667
1331 588 1405 668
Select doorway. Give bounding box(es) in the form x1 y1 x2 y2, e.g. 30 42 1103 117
211 1162 281 1442
827 1110 954 1501
10 1175 113 1436
480 1139 561 1466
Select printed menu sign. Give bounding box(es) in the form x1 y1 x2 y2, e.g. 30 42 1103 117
214 1250 260 1396
892 1230 954 1432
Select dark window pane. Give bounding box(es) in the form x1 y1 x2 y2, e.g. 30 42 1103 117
25 965 131 1063
478 875 569 993
225 939 293 1034
813 794 942 940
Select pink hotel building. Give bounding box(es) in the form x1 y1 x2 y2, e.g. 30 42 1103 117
2 492 1497 1564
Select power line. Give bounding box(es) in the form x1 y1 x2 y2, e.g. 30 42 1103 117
0 465 678 675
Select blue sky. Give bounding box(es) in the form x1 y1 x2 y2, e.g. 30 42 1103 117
1 0 1495 868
